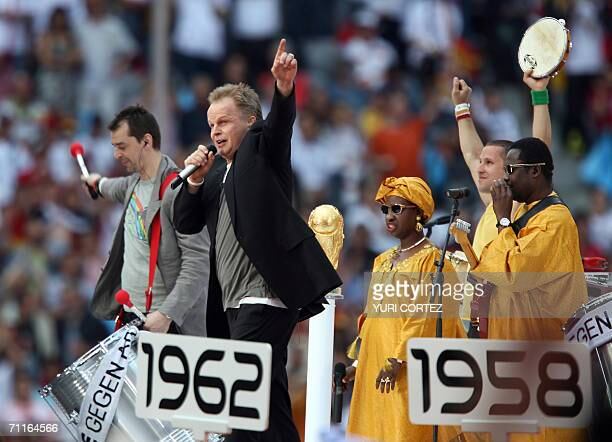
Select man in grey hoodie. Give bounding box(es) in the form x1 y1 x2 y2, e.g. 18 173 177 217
83 105 210 335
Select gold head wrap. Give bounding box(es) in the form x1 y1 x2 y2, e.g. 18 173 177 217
375 176 434 221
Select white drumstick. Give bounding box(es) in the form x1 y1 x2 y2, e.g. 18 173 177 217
70 142 89 176
70 142 99 199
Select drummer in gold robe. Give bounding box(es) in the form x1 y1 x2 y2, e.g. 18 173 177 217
345 177 465 442
471 137 587 442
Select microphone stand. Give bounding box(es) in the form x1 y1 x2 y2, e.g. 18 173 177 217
431 197 461 442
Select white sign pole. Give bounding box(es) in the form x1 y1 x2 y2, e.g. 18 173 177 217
305 289 341 442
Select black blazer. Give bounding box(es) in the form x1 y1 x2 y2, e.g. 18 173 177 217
174 87 342 337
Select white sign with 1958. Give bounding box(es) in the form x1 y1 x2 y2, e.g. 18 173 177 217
136 332 272 435
407 338 591 432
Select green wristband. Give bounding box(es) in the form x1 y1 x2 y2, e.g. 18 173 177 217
531 89 549 106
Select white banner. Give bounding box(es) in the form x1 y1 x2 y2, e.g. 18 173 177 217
78 326 138 442
565 299 612 350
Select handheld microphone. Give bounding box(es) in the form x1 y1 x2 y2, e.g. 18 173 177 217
171 144 217 190
332 362 346 424
70 142 98 199
115 289 147 323
445 187 471 199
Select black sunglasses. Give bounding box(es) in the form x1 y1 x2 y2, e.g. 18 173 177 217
380 203 417 215
504 162 546 175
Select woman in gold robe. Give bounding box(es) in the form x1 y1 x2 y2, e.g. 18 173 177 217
346 177 466 442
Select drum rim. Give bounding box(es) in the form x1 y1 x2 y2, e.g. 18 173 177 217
518 16 570 78
563 291 612 333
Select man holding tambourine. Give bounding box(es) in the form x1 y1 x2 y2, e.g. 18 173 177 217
447 17 590 442
451 68 552 339
450 15 574 340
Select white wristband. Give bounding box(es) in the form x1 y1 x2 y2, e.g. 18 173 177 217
454 103 471 112
186 176 204 187
98 177 107 196
352 360 358 368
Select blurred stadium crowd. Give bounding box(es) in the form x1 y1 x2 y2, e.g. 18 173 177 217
0 0 610 437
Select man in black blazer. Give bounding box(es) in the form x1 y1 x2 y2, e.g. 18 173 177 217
173 39 342 441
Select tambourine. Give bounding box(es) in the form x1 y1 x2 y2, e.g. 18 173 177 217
518 17 572 79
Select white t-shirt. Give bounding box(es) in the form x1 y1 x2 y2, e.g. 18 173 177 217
291 125 334 193
75 14 136 82
0 0 29 55
46 139 75 185
401 0 463 65
565 1 605 75
120 178 168 312
172 0 228 59
343 36 397 90
0 138 33 207
231 0 280 39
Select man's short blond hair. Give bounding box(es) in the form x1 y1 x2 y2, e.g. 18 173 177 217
208 82 263 121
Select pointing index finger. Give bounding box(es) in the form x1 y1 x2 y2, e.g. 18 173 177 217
275 38 286 59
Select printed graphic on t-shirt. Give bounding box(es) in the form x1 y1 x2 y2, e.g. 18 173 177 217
126 192 148 241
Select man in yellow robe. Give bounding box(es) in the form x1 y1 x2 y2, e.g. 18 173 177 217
452 72 553 336
451 71 552 257
472 137 587 442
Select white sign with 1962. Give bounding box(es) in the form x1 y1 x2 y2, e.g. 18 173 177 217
407 339 591 434
136 332 272 436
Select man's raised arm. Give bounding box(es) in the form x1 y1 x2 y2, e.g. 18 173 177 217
523 69 552 150
451 77 487 204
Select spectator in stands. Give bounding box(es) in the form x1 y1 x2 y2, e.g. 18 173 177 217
35 7 81 115
172 0 229 83
0 71 48 148
291 110 333 211
342 9 397 91
177 74 214 152
369 90 427 179
229 0 281 83
76 0 137 122
0 0 32 69
400 0 462 76
476 86 521 141
564 0 607 153
3 371 56 424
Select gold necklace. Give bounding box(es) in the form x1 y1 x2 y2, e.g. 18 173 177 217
397 236 427 253
390 236 427 264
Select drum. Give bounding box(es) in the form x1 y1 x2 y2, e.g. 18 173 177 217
583 257 610 299
39 321 195 442
518 17 572 78
564 292 612 440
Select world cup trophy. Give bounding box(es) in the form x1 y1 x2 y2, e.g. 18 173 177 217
308 204 344 270
305 205 344 441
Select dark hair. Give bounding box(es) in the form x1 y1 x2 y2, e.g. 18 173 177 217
49 6 69 30
486 139 513 152
508 137 554 181
107 105 161 150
